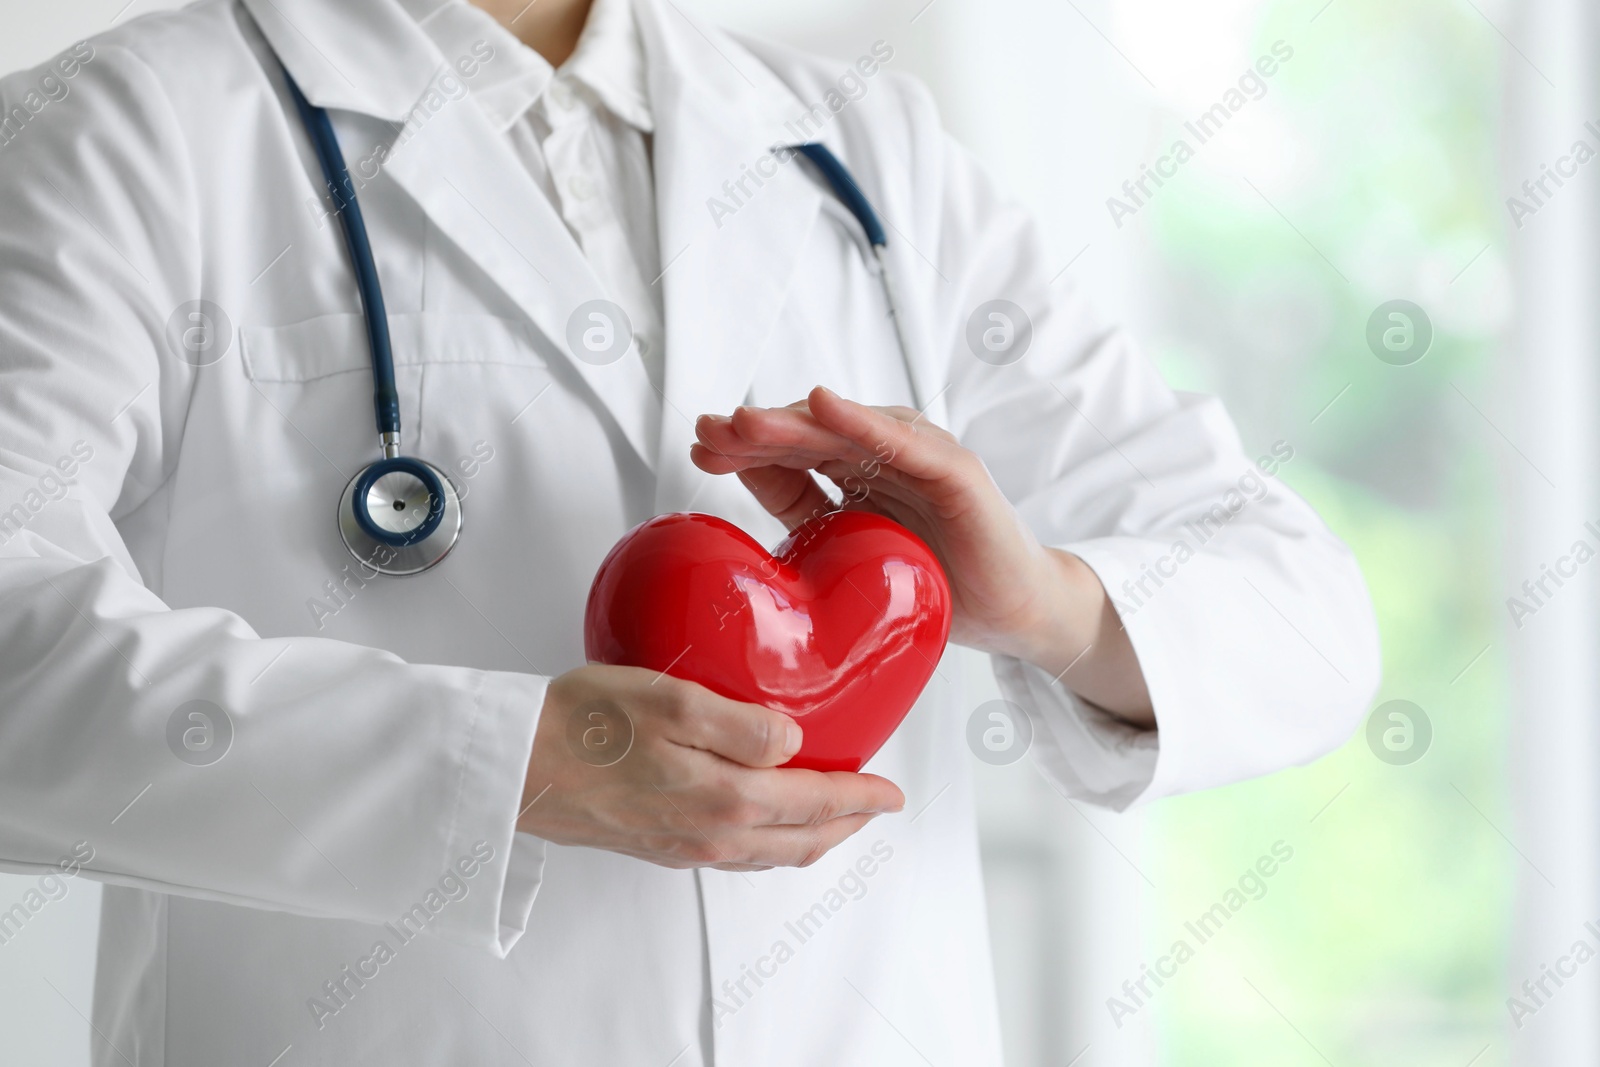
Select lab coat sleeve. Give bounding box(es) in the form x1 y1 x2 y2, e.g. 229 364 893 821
0 44 544 956
917 124 1381 809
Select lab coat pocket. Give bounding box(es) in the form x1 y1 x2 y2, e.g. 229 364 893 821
240 312 547 383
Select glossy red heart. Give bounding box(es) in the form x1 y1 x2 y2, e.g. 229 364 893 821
584 511 952 772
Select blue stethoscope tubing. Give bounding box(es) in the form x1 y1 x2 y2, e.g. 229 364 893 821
282 69 914 577
790 144 919 410
285 68 463 576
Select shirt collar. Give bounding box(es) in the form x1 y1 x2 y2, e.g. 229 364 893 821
241 0 801 150
562 0 654 133
409 0 653 135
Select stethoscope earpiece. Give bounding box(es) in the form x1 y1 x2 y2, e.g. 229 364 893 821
337 456 462 576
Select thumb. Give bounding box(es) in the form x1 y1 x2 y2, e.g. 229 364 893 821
732 464 836 533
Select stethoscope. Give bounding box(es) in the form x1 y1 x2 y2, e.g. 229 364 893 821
283 70 915 577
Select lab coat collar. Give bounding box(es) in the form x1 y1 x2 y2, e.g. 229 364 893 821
240 0 445 123
412 1 553 134
242 0 825 488
241 0 660 467
631 0 824 512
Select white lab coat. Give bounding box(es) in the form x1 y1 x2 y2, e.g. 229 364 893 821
0 0 1380 1064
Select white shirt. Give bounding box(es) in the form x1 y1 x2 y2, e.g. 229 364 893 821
418 0 666 392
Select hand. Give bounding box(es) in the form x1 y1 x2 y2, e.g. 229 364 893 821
518 664 906 871
691 386 1153 726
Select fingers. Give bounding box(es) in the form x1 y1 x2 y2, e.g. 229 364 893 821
692 388 962 484
723 813 880 868
545 667 906 874
731 465 836 531
738 768 905 825
690 418 849 473
654 814 884 871
693 407 864 470
657 681 803 768
803 386 955 480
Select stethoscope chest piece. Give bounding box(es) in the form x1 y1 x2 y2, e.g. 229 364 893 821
337 456 462 576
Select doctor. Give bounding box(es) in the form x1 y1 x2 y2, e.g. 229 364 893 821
0 0 1379 1063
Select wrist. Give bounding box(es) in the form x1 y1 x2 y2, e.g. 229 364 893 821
518 674 569 837
993 548 1102 674
1021 548 1156 727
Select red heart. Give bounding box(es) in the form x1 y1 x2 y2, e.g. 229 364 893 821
584 511 952 772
